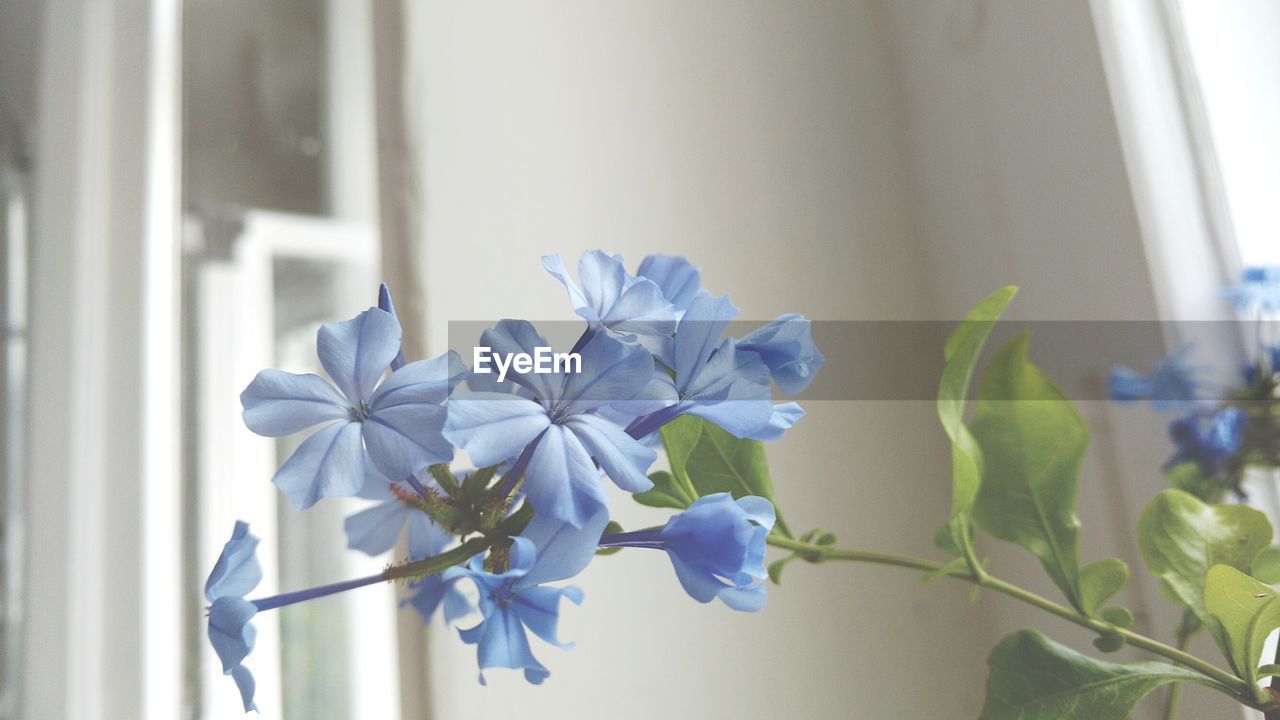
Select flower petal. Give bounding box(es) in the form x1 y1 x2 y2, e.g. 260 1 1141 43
230 664 258 713
685 398 774 439
208 595 258 672
363 402 453 480
523 424 608 528
738 314 825 395
343 500 408 556
272 421 367 509
575 250 628 319
205 521 263 602
518 506 611 586
478 320 562 405
443 391 550 467
564 414 655 493
559 332 654 411
717 581 767 612
459 605 547 686
317 308 402 404
600 278 676 337
637 254 708 315
541 254 594 320
406 574 474 624
369 351 467 410
734 495 778 530
378 283 407 371
673 294 739 389
406 512 453 560
665 551 727 604
240 369 350 437
744 402 805 441
514 584 583 649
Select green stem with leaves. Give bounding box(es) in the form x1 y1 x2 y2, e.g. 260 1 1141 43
765 534 1255 707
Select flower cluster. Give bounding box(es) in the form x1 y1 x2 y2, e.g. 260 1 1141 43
1109 267 1280 498
205 251 822 710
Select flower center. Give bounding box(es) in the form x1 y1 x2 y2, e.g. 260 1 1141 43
349 402 371 421
494 582 518 607
548 403 571 425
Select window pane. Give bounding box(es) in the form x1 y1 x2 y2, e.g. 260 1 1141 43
1179 0 1280 265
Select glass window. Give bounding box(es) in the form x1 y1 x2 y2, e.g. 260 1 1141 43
181 1 397 716
1178 0 1280 266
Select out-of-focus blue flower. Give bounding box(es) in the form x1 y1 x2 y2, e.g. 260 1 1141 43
240 307 467 509
738 314 825 395
1108 345 1200 411
444 508 609 684
1244 347 1280 385
637 254 709 318
1224 267 1280 314
1166 407 1247 474
406 574 474 625
597 493 774 611
343 461 452 560
444 322 658 527
205 521 263 713
542 251 677 340
626 294 803 440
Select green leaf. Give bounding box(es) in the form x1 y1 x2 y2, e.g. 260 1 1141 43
1204 564 1280 697
767 556 794 585
920 556 970 585
1080 558 1130 617
427 463 460 495
653 415 792 537
936 286 1017 558
1092 634 1125 653
462 465 499 501
632 470 697 510
1253 546 1280 584
970 333 1089 608
1165 461 1219 502
1101 605 1134 629
1137 489 1272 626
980 629 1215 720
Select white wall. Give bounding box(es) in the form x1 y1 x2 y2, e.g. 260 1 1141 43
881 1 1232 717
409 2 996 718
407 1 1229 718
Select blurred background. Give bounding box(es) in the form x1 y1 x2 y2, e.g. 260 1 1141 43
1 1 1278 718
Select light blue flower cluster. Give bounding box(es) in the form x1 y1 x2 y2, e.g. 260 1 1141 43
206 252 823 710
1109 267 1280 496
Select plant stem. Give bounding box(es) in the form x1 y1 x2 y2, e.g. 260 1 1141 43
766 535 1252 702
1163 612 1195 720
385 536 490 582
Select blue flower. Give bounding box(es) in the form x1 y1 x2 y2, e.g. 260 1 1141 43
205 521 264 713
1166 407 1247 474
1224 267 1280 314
626 294 803 440
406 574 475 625
1244 347 1280 385
343 461 452 560
443 508 610 684
1108 345 1200 411
636 254 710 317
444 321 658 527
738 314 825 395
597 493 775 611
542 251 676 340
377 282 407 371
240 307 467 509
